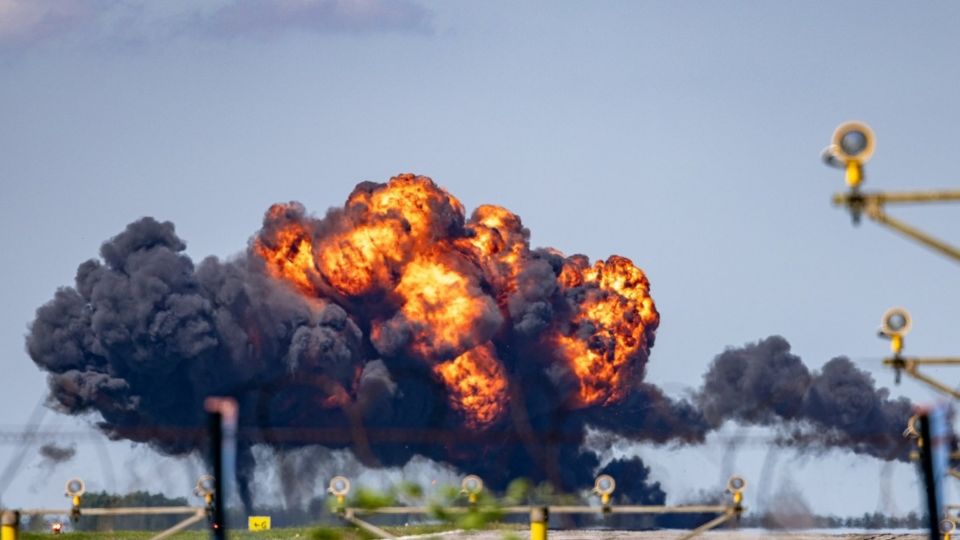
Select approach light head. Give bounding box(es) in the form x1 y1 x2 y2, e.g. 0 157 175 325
726 475 746 493
328 476 351 497
831 121 876 164
825 121 875 190
461 474 484 495
64 478 85 498
195 475 215 497
593 474 616 496
942 518 956 535
904 415 920 438
881 307 912 337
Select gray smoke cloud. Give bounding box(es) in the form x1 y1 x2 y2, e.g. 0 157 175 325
38 443 77 466
698 336 913 461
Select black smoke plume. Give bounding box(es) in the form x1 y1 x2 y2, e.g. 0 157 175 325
27 175 912 510
698 336 913 461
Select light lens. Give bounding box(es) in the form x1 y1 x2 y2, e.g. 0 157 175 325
887 313 907 331
727 476 746 491
840 130 868 156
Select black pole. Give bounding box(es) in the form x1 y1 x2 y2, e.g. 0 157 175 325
918 413 939 540
208 410 226 540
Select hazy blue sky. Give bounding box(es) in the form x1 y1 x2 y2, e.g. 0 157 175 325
2 0 960 517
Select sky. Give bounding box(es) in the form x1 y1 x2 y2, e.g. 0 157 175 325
2 0 960 518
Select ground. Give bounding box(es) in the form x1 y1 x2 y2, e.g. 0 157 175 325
18 529 926 540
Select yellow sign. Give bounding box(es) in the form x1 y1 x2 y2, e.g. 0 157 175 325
248 516 271 531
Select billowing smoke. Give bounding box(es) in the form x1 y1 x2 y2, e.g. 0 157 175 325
38 443 76 466
698 336 912 461
27 174 912 509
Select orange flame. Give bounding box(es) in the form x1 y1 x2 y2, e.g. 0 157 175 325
314 175 466 296
457 205 528 301
383 255 500 361
433 343 509 427
253 204 318 295
252 174 659 425
556 255 659 407
317 222 405 296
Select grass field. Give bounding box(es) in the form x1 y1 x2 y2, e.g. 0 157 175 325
21 530 317 540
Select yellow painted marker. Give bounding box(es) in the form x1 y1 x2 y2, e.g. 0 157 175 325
248 516 271 531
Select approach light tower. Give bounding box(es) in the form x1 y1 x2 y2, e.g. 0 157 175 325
823 122 960 399
826 122 960 537
824 121 960 262
825 122 960 397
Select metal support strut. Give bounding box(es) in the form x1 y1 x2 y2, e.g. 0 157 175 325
833 189 960 264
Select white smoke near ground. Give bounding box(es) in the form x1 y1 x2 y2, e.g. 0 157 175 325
767 473 815 530
248 446 460 509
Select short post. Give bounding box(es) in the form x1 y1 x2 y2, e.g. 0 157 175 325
529 506 548 540
1 510 19 540
205 397 237 540
208 408 225 540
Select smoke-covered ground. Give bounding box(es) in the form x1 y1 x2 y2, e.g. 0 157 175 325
25 175 914 513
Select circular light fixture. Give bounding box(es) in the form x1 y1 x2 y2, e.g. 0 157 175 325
461 474 484 495
831 121 875 163
941 518 956 534
727 476 747 492
594 474 616 496
881 307 912 337
64 478 86 497
329 476 351 497
905 415 920 438
195 475 215 497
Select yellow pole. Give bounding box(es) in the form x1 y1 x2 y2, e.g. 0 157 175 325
891 335 903 355
601 493 611 515
530 506 548 540
71 494 82 523
1 510 19 540
845 161 863 188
